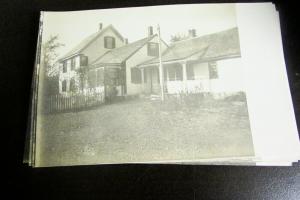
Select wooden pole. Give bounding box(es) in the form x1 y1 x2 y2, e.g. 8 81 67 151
157 24 164 101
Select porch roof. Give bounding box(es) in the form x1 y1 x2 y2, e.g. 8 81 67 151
139 27 241 66
90 35 157 68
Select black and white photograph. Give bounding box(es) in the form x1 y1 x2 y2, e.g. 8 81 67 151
34 4 256 167
3 0 300 199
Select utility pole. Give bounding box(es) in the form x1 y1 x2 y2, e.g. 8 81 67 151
157 24 164 101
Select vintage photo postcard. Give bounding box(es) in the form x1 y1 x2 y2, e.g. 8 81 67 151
32 3 256 167
26 3 300 167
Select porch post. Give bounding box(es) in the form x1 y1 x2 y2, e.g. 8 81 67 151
141 68 144 92
182 61 188 93
157 24 164 101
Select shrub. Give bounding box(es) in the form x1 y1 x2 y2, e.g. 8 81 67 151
224 91 247 102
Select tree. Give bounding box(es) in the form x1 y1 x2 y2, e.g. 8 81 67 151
41 35 64 96
170 33 189 43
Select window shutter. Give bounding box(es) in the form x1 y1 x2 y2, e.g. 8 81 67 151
111 37 116 49
144 69 147 83
137 68 141 83
70 78 76 92
186 65 195 80
208 62 218 79
62 80 67 92
63 62 67 73
71 58 75 70
104 37 108 48
176 65 183 81
131 68 135 83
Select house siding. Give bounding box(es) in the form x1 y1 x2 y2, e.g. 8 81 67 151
59 55 81 93
81 28 125 64
210 57 244 93
125 36 168 95
165 57 244 94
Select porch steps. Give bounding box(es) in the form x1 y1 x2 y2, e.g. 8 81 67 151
150 95 161 101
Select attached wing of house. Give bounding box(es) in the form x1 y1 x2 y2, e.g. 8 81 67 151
137 27 243 95
140 27 240 66
88 33 169 96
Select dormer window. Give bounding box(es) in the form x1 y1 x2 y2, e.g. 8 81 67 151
104 36 116 49
147 42 159 57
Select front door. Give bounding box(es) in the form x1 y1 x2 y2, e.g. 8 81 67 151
144 66 160 94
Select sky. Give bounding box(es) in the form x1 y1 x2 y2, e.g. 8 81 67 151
42 3 237 58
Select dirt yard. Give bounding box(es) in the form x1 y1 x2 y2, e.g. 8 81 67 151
36 97 254 166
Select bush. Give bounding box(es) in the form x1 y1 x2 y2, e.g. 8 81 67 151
161 92 217 111
224 91 247 102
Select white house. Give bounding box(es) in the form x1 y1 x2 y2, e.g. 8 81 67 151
88 26 168 97
137 27 243 97
58 25 243 100
57 23 126 94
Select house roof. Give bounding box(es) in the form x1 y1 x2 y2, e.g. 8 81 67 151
90 34 157 67
58 25 124 62
140 27 240 66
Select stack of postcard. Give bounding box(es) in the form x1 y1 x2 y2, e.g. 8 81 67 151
24 2 300 167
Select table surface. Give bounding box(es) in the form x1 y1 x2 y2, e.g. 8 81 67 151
2 0 299 199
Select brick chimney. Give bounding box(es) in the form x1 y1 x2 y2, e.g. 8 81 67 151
99 23 103 31
148 26 153 37
188 29 196 38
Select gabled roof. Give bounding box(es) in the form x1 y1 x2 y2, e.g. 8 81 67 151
58 25 124 62
90 34 157 67
140 27 240 66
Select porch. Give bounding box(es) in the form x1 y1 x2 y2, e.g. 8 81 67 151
139 61 214 95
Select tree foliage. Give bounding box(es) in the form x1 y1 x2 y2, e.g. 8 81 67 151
170 33 189 43
41 35 64 96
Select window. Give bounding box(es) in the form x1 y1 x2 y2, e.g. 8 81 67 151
147 42 159 57
80 55 88 66
70 78 76 92
186 65 195 80
131 68 142 84
62 62 67 73
62 80 67 92
96 68 104 86
167 64 183 81
71 58 76 70
104 36 116 49
208 61 218 79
